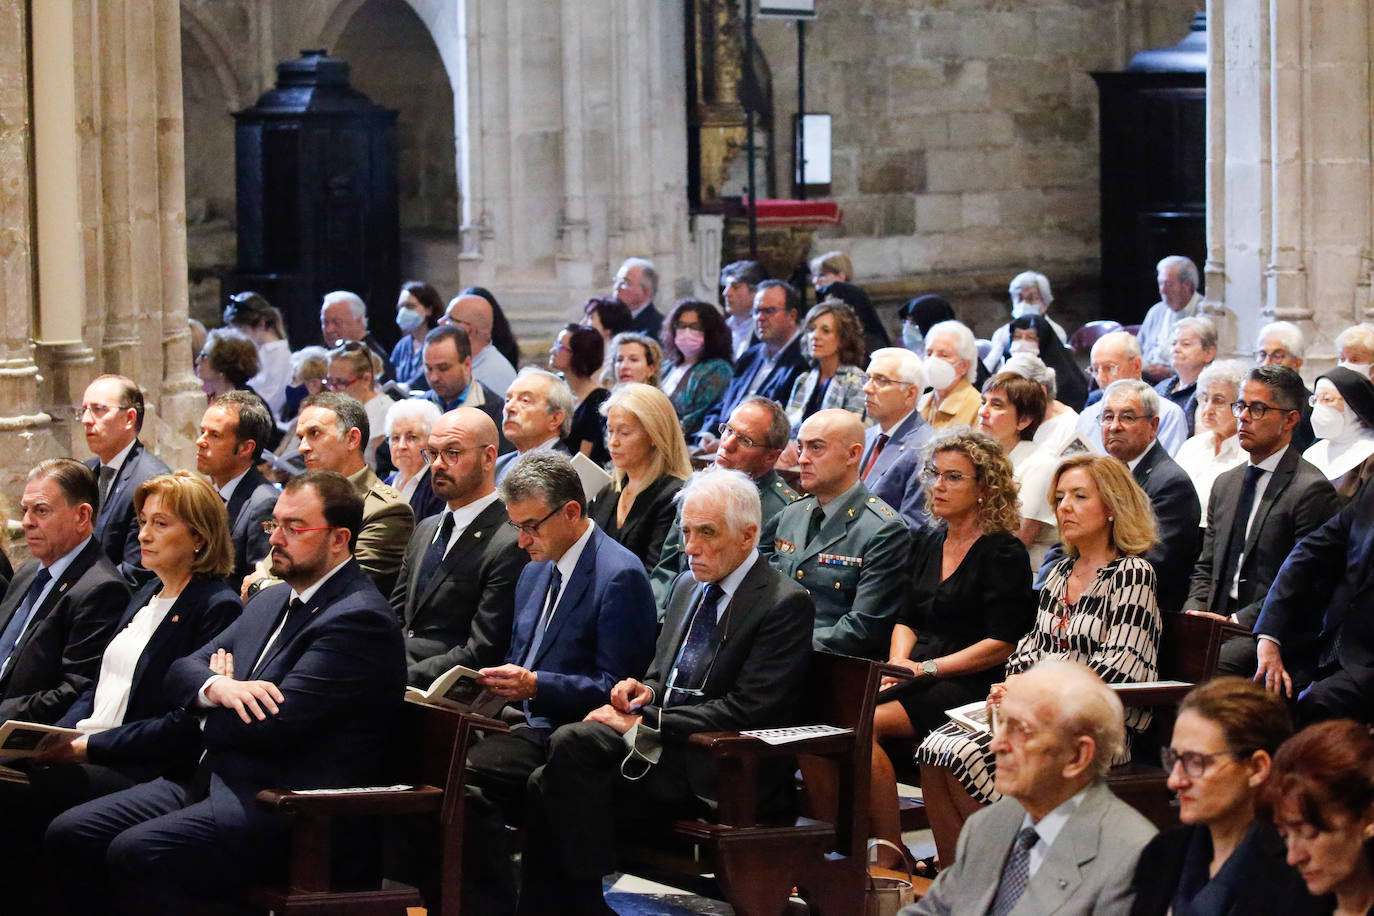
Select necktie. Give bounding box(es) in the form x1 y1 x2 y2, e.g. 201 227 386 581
0 568 52 676
861 434 889 481
666 584 723 707
1221 465 1264 609
418 512 456 587
988 826 1039 916
522 567 563 668
98 465 117 511
806 505 825 547
251 597 306 678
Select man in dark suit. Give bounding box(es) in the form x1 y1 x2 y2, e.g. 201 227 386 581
81 374 169 585
1183 366 1340 675
615 257 664 337
1099 379 1202 613
398 407 528 684
493 368 574 484
45 470 405 914
518 469 816 915
195 392 279 593
861 347 936 530
696 280 808 453
0 459 129 723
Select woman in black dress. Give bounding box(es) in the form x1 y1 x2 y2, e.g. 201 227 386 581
549 323 611 466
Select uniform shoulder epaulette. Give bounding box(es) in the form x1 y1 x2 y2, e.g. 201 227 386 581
864 494 899 521
775 478 802 502
374 481 402 500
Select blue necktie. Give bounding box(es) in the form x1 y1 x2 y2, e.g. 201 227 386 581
418 512 456 588
988 826 1039 916
666 584 722 708
522 567 563 668
0 568 52 676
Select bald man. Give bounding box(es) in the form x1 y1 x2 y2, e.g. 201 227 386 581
1076 331 1188 454
769 409 910 659
444 294 517 396
396 408 529 684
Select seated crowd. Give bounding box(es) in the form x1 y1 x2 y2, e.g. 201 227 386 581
3 253 1374 915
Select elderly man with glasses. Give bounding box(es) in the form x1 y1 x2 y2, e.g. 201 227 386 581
859 347 936 530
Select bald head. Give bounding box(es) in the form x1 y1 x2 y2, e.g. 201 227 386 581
445 295 494 349
796 409 866 504
428 406 499 507
1089 330 1143 391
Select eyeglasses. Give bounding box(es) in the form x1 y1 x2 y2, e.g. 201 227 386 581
751 306 782 318
1099 411 1145 426
1310 392 1344 408
718 422 761 450
989 710 1041 743
1254 348 1294 364
1230 400 1294 419
79 403 123 420
421 446 481 465
1090 362 1124 377
867 374 913 389
325 376 359 390
1161 746 1250 779
919 467 976 485
261 521 336 538
674 321 703 332
506 504 565 536
332 339 368 352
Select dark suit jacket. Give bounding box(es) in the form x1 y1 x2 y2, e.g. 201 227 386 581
396 499 529 683
701 335 809 437
505 525 656 727
386 465 445 524
226 468 278 594
57 576 240 777
1133 441 1202 614
862 410 936 531
0 539 130 723
165 560 404 825
1185 446 1339 627
493 440 572 485
627 303 664 337
87 440 171 586
587 474 684 575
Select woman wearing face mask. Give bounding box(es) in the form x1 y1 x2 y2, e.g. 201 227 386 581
984 271 1070 374
1175 360 1248 524
996 313 1090 411
1303 367 1374 501
657 299 735 438
389 281 443 388
1336 324 1374 381
898 295 955 356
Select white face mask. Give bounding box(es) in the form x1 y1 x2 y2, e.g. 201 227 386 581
1339 361 1373 379
924 357 959 392
1011 300 1040 319
902 323 925 353
1311 403 1352 442
396 305 425 333
1009 339 1039 357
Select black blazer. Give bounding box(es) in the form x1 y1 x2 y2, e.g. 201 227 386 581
226 467 279 594
588 474 684 574
396 499 529 684
1185 446 1340 627
701 335 809 437
87 440 170 586
0 539 130 723
1132 442 1202 613
56 576 240 776
628 303 665 337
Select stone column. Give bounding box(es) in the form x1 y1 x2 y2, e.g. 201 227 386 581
1263 0 1309 326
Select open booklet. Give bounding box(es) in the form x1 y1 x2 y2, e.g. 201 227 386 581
0 720 84 758
945 680 1194 734
404 663 507 718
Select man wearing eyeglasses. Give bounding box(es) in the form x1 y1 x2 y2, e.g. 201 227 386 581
80 374 170 586
696 281 807 454
1254 321 1316 450
1076 331 1189 455
46 470 405 915
860 347 936 530
319 289 394 381
398 408 528 684
1184 365 1339 677
518 469 815 915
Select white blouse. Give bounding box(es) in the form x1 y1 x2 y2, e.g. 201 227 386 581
1010 440 1059 571
76 594 177 732
1175 431 1246 526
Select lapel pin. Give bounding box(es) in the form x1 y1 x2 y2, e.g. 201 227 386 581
171 615 179 623
847 508 855 518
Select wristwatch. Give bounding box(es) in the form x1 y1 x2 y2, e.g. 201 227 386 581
922 659 939 677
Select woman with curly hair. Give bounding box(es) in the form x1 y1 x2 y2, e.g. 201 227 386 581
864 429 1037 868
784 299 870 436
916 453 1162 869
658 299 735 438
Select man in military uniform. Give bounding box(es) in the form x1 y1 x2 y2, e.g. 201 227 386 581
650 396 801 606
769 409 910 659
243 391 414 599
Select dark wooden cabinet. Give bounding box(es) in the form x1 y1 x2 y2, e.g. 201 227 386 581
1092 14 1206 323
229 50 399 349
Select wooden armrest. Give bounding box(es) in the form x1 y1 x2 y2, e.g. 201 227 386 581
1117 684 1194 708
877 663 915 682
1218 621 1252 639
460 712 511 734
687 730 855 758
256 785 444 816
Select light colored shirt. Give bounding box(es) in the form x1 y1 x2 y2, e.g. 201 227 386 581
250 338 292 416
1175 431 1246 526
726 312 754 361
102 439 137 482
78 594 178 731
432 491 501 556
0 537 92 676
1009 440 1058 571
918 378 980 429
746 329 803 397
1077 394 1189 455
1138 292 1201 368
1032 409 1080 458
545 520 596 630
1019 786 1089 878
218 468 250 504
472 346 517 397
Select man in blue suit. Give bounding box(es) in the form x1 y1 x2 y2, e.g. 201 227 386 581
697 280 808 454
195 392 279 594
46 470 405 914
860 347 935 530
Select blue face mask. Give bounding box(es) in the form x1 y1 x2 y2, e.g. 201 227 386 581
902 323 924 353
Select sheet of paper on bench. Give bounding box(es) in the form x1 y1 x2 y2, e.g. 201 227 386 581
572 452 612 502
291 785 415 795
741 725 853 745
1111 680 1192 690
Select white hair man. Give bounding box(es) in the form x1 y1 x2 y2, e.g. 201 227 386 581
905 660 1156 915
615 257 663 337
1255 321 1316 450
320 290 394 381
1138 255 1201 383
984 271 1070 372
861 347 935 529
1076 331 1189 454
442 294 518 396
919 320 981 429
493 368 575 484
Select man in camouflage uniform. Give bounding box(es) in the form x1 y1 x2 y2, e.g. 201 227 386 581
770 409 910 659
650 396 801 606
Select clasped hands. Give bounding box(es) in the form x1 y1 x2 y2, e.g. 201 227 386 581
583 678 651 735
205 649 285 723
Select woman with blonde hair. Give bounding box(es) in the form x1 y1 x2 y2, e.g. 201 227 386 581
602 332 663 390
915 453 1162 869
783 300 870 436
588 383 692 574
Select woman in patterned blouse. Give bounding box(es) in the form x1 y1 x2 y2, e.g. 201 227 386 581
916 453 1162 867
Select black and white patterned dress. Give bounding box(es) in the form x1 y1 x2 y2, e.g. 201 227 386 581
916 554 1161 804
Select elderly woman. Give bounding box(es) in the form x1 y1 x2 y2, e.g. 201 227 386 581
1175 359 1248 525
328 341 394 469
997 312 1090 411
1003 352 1080 456
658 300 734 438
390 281 444 387
197 328 263 407
917 454 1161 866
1336 323 1374 379
1304 367 1374 501
589 383 692 574
602 332 662 390
384 398 444 523
223 292 291 417
550 323 611 466
861 430 1035 869
898 294 955 355
984 271 1071 373
977 372 1058 570
920 319 982 429
784 300 870 435
1129 678 1317 916
1268 720 1374 915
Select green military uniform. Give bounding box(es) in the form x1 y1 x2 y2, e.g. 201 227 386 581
769 479 910 659
649 470 802 611
348 465 415 599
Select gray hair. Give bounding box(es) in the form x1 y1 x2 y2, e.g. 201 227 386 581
1257 320 1306 358
1103 378 1160 419
1008 270 1053 306
1003 352 1058 402
1024 658 1126 780
291 345 331 385
620 257 658 298
1196 358 1247 401
926 319 978 382
1156 255 1199 292
867 346 925 389
512 366 575 438
300 391 370 452
1336 323 1374 356
737 396 791 451
321 290 368 327
383 397 441 438
676 468 763 548
1173 315 1217 352
498 451 587 514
